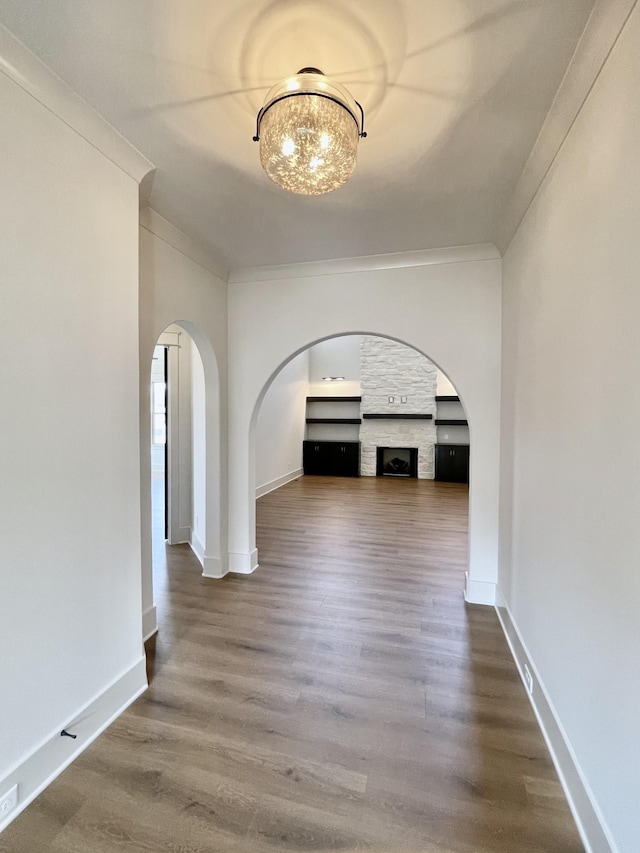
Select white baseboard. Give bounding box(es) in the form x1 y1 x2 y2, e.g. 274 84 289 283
189 530 205 566
192 536 230 580
168 525 190 545
202 554 228 579
255 468 303 499
464 573 496 605
495 587 616 853
228 549 259 575
0 657 147 834
142 605 157 641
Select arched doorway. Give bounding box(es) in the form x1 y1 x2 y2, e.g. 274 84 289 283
140 321 224 643
227 261 500 605
229 330 480 588
255 333 470 488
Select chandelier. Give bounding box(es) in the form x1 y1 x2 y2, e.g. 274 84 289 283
253 68 367 195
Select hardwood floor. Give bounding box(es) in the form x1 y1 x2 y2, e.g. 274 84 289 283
0 476 583 852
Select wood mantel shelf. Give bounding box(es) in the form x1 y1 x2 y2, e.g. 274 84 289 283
362 413 433 420
306 396 362 403
306 418 362 424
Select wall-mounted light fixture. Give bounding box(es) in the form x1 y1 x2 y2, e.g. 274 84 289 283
322 376 345 381
253 68 366 195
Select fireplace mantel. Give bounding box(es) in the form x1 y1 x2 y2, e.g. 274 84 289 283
362 413 433 420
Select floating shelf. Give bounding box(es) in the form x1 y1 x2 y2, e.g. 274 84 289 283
435 419 468 426
362 413 433 420
306 396 362 403
306 418 362 424
435 395 460 402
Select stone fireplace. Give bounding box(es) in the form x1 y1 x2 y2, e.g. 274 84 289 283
359 336 437 479
376 446 418 478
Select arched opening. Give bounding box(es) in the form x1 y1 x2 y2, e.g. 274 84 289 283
249 332 471 588
141 320 224 649
227 276 499 606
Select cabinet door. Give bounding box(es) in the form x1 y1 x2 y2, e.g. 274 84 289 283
452 446 469 483
332 442 359 477
435 445 469 483
303 441 325 475
326 443 350 476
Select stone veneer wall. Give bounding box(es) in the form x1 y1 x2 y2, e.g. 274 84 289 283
359 337 437 478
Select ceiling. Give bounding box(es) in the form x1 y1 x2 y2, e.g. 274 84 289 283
1 0 596 271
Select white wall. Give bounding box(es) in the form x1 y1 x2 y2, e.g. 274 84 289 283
436 371 458 396
308 335 361 396
0 50 150 828
255 350 308 495
306 336 360 441
190 338 206 559
228 253 501 598
499 6 640 850
139 208 228 599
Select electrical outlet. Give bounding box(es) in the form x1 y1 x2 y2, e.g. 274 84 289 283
0 784 18 821
524 664 533 695
388 396 394 403
401 396 407 403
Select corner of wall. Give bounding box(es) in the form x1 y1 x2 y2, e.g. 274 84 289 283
495 588 617 853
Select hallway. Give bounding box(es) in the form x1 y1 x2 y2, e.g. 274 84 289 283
0 478 582 852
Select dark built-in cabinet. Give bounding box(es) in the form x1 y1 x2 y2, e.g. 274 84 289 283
435 444 470 484
303 440 360 477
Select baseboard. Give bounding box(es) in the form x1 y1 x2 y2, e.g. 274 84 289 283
142 605 157 642
0 656 147 834
202 554 228 579
464 573 496 605
495 588 616 853
228 549 259 575
168 525 190 545
255 468 303 499
189 530 205 567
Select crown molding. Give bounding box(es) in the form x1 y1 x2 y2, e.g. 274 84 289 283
0 25 154 184
140 208 229 282
498 0 638 252
228 243 501 284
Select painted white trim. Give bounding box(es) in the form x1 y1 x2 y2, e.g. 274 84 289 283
142 605 157 642
229 243 501 284
0 25 154 184
464 573 496 606
140 208 229 282
495 588 617 853
228 550 259 575
189 530 205 566
168 526 191 546
498 0 638 252
256 468 303 499
0 657 147 833
157 330 181 348
202 555 228 580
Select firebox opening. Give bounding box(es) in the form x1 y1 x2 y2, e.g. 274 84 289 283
376 447 418 478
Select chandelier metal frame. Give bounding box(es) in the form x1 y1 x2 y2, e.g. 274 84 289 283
252 67 367 144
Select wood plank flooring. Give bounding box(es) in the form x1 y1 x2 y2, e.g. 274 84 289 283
0 476 583 852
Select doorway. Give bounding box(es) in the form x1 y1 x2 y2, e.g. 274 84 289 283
150 345 168 548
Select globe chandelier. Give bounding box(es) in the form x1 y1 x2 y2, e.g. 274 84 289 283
253 68 367 195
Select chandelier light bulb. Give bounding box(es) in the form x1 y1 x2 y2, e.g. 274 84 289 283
253 68 366 196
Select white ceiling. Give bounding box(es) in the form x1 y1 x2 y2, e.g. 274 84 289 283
1 0 596 270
